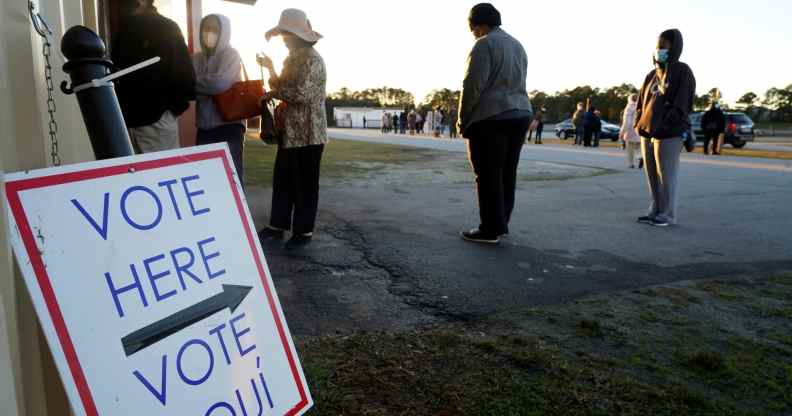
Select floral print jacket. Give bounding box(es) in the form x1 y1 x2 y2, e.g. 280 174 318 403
270 47 328 149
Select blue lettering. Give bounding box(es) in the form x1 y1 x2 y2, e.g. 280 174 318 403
133 355 167 406
120 186 163 230
105 266 148 318
176 339 214 386
209 323 232 365
169 247 202 291
181 175 210 216
198 237 226 280
143 254 177 302
230 314 256 357
157 179 183 220
71 193 110 240
205 402 236 416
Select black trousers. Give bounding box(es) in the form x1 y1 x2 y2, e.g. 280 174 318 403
703 132 719 154
270 144 324 234
197 124 246 186
466 117 531 236
583 128 594 147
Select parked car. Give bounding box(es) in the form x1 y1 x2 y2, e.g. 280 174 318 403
689 112 755 149
554 119 621 141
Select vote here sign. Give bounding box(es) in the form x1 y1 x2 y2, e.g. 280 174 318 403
3 144 312 416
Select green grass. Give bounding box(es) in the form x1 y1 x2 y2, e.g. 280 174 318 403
243 138 440 187
294 275 792 415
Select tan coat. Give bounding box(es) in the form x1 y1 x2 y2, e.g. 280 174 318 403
270 47 328 149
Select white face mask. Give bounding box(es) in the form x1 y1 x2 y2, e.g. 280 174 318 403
203 32 219 49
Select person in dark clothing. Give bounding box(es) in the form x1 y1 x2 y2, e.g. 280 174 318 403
533 107 545 144
392 114 400 134
582 107 599 147
458 3 533 244
400 112 407 134
112 0 195 153
635 29 696 227
701 103 725 155
593 109 603 147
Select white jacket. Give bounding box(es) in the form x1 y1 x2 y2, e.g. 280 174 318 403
620 102 641 143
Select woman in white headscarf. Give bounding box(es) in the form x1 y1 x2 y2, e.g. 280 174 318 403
620 94 643 169
193 14 246 182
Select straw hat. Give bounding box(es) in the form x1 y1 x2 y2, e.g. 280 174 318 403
265 9 323 42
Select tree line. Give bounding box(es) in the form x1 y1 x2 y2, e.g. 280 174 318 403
326 83 792 126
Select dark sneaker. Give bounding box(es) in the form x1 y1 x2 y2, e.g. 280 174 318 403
285 234 313 250
461 229 500 244
258 227 284 240
651 218 670 227
637 216 654 225
638 159 644 169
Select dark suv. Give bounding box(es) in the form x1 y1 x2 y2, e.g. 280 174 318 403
690 112 755 149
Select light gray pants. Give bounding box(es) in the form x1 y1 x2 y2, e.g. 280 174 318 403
626 141 640 167
128 111 179 154
641 137 682 223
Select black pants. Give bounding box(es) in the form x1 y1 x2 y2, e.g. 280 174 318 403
466 117 531 236
583 128 594 147
197 124 246 186
703 132 719 154
535 122 544 143
270 144 324 235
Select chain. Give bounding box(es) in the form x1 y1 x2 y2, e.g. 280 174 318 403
30 1 61 166
43 38 61 166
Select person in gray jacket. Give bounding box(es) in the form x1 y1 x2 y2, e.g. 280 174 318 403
458 3 533 245
193 14 246 183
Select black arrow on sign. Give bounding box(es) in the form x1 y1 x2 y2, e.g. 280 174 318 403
121 284 253 357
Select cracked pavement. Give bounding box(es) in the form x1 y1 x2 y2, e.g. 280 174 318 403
244 131 792 337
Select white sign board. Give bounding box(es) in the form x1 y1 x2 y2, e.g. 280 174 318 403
4 144 312 416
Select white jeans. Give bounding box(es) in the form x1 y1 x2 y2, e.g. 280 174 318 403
626 141 640 166
128 111 179 154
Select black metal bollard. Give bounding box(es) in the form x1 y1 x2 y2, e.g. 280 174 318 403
61 26 134 160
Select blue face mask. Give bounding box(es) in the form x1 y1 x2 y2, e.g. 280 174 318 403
655 49 670 64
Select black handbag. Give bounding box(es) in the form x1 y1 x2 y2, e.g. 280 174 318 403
259 101 282 145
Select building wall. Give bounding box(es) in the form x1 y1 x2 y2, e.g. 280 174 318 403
1 0 97 415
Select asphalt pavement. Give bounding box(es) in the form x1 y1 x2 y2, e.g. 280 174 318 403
248 128 792 336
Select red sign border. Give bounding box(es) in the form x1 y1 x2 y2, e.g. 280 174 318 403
5 149 310 415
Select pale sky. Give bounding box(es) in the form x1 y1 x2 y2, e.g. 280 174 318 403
196 0 792 104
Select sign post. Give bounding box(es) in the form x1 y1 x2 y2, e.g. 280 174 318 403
3 144 312 415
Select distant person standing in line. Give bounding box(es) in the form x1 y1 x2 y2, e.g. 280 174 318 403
582 106 598 147
620 94 643 168
381 112 388 133
435 108 445 137
392 113 399 134
529 107 545 144
112 0 195 154
635 29 696 227
458 3 533 244
701 102 725 155
400 111 407 134
572 102 585 145
593 109 603 147
449 107 459 138
363 115 367 129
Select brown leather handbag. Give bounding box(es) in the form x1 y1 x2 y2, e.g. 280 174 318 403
213 64 264 122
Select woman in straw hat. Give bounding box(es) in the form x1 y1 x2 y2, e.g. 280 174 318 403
256 9 328 250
